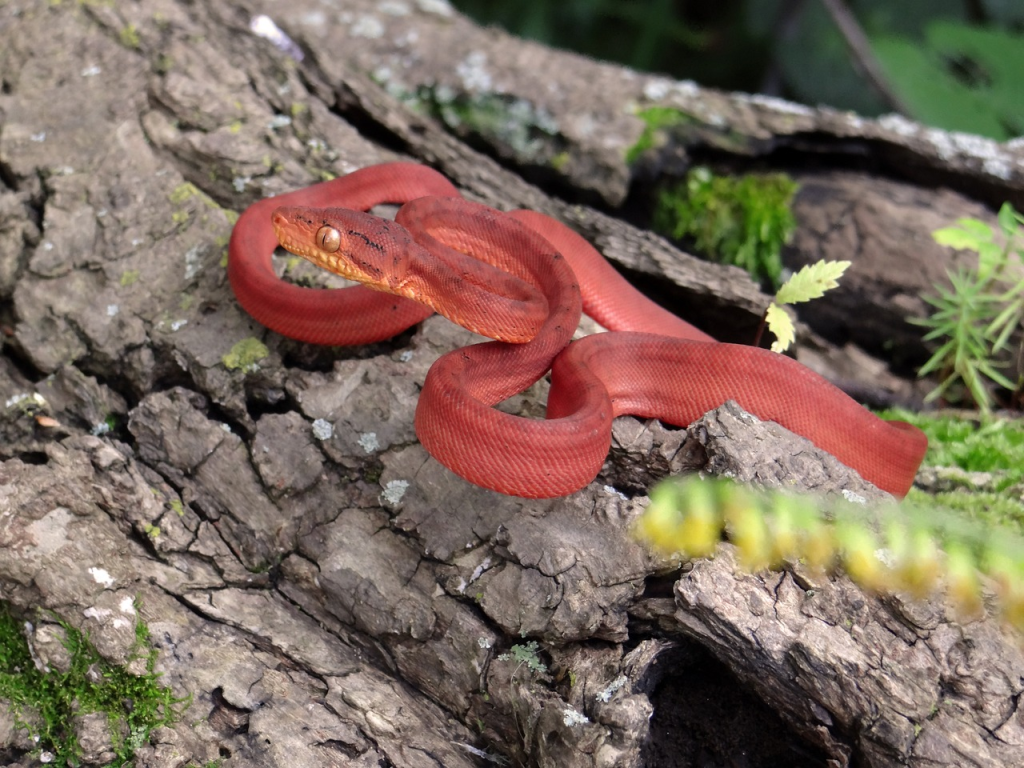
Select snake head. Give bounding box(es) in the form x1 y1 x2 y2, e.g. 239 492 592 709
272 206 412 290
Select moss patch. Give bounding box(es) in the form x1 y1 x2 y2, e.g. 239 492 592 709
221 338 270 373
370 71 564 163
883 409 1024 533
0 602 187 767
626 106 696 163
169 182 236 228
433 91 559 160
118 24 140 50
652 166 799 289
886 410 1024 480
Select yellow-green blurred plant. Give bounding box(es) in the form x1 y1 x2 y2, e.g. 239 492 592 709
636 476 1024 632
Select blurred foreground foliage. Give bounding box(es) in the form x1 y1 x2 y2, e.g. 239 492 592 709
637 475 1024 634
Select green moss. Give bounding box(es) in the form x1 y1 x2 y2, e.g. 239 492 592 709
883 410 1024 481
883 409 1024 533
119 24 140 49
652 166 799 289
374 74 563 163
437 91 560 160
119 269 140 287
920 490 1024 534
626 106 696 163
100 414 119 435
154 53 174 74
221 338 269 373
169 183 234 228
168 183 201 207
0 602 187 767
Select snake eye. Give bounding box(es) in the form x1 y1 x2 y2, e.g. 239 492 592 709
316 225 341 253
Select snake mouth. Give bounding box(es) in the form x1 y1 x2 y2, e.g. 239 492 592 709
271 208 314 253
272 208 366 282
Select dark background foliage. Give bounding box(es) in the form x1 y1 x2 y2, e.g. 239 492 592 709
452 0 1024 140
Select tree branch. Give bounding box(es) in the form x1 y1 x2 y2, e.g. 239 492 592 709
819 0 913 115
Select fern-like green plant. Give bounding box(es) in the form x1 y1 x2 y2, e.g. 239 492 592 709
760 259 850 353
914 203 1024 412
635 476 1024 632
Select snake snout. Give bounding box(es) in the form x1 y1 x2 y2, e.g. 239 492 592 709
271 207 317 253
272 207 308 233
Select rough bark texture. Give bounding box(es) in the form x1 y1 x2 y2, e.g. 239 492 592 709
1 1 1023 767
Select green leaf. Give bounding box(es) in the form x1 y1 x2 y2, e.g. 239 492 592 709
977 241 1005 282
956 218 995 242
987 298 1024 352
997 202 1019 240
766 303 795 354
926 21 1024 137
918 339 956 376
871 35 1009 139
872 21 1024 141
775 260 850 305
932 226 985 251
976 361 1016 391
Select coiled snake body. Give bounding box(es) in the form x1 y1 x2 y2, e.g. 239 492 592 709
228 163 927 498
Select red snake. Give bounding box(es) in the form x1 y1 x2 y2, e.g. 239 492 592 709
228 163 927 498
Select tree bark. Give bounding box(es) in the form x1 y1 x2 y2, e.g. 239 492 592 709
0 1 1022 767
